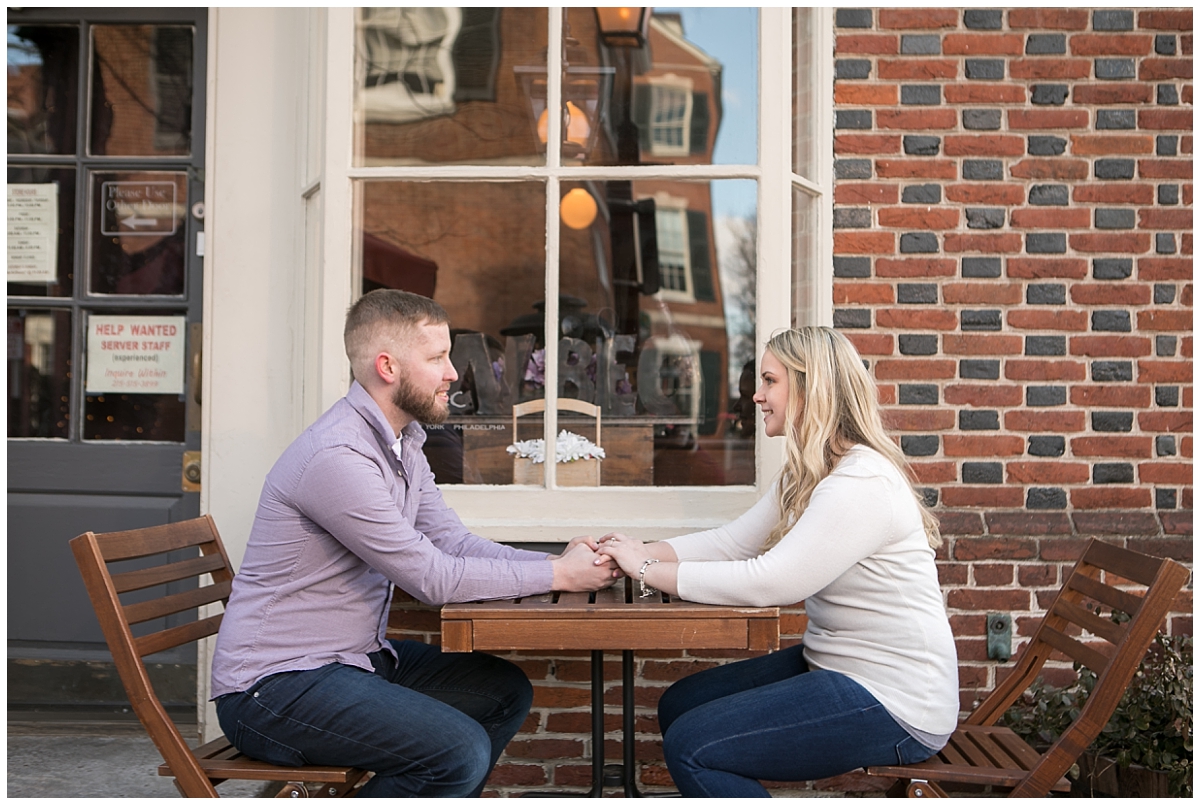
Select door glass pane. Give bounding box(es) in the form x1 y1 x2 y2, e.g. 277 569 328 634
8 167 77 298
792 8 815 178
8 308 72 439
89 25 193 156
354 8 547 167
557 178 757 486
358 180 546 484
89 170 187 296
8 24 79 155
792 188 817 328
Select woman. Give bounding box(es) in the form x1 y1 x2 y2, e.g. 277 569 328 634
597 327 958 797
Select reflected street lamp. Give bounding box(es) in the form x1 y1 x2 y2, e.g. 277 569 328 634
595 7 651 48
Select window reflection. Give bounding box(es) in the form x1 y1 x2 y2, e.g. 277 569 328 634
89 171 187 296
7 308 72 439
7 25 79 155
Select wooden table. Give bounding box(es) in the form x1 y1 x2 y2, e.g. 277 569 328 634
442 579 779 796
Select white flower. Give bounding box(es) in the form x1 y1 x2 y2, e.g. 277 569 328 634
507 430 605 464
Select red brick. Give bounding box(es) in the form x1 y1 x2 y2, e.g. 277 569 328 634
1004 409 1086 431
1009 58 1093 80
1070 385 1152 408
1070 134 1154 155
954 535 1041 561
943 435 1025 456
835 134 901 155
1139 462 1191 485
1004 360 1087 382
1009 9 1089 29
1071 488 1153 510
973 563 1015 586
1138 360 1192 382
1138 410 1192 432
877 59 958 79
1140 58 1193 80
833 282 894 305
944 384 1023 406
879 8 959 28
1069 336 1152 357
873 358 957 379
938 511 986 535
1008 109 1090 130
1009 158 1090 180
875 159 960 179
945 183 1026 205
1160 511 1194 536
943 135 1025 157
944 233 1024 253
834 83 899 105
1069 34 1153 56
875 257 957 277
1072 83 1155 106
1073 183 1156 204
1009 207 1092 229
877 207 960 229
1138 109 1194 131
532 686 592 708
1006 257 1088 279
1139 9 1193 29
834 231 895 254
943 33 1024 55
488 764 548 787
876 108 958 130
835 183 899 204
882 408 955 431
1070 436 1153 457
988 512 1074 535
843 333 894 356
941 334 1023 355
1070 283 1152 306
1018 563 1059 587
1006 461 1090 484
835 34 898 55
943 85 1027 104
948 587 1032 610
1184 435 1194 456
1138 159 1194 179
505 738 585 759
1130 538 1193 563
874 309 960 331
942 283 1022 305
1038 537 1094 562
1006 309 1088 331
878 383 896 405
1069 233 1151 253
1138 258 1191 280
911 460 957 482
1138 309 1192 331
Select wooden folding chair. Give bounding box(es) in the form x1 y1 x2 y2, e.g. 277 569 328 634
70 515 368 797
864 538 1189 797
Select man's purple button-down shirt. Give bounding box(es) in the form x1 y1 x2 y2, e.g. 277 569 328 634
211 382 554 698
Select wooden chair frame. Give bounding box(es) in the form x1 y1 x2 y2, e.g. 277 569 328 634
864 538 1189 797
70 515 367 797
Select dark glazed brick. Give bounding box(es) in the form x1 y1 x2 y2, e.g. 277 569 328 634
1155 386 1180 407
1092 411 1134 432
1028 184 1069 205
834 158 872 179
1027 488 1067 509
903 184 942 204
1157 135 1178 156
1027 284 1066 305
963 462 1003 484
900 334 938 355
836 8 872 28
1156 436 1177 457
899 384 939 405
1093 9 1133 31
1092 310 1131 332
902 435 940 457
1156 489 1177 509
1092 361 1133 382
963 109 1002 130
1026 233 1066 254
1157 185 1179 205
1028 136 1066 156
1093 258 1132 279
964 9 1001 29
1156 35 1176 56
1156 233 1177 254
1157 84 1179 105
904 135 941 156
1154 283 1176 304
960 359 1000 379
1026 336 1066 356
966 208 1005 229
1027 386 1067 406
901 85 942 105
1095 58 1135 80
1096 110 1136 130
833 207 872 228
920 488 939 508
962 257 1001 278
1156 335 1177 357
961 310 1002 331
834 257 871 278
1093 463 1134 484
1028 436 1065 457
965 59 1004 80
963 160 1003 181
835 111 872 130
901 34 942 55
1032 85 1069 105
1025 34 1065 54
900 232 939 253
1095 159 1135 180
835 59 871 80
833 309 871 329
960 410 1000 430
897 283 938 304
1095 208 1135 229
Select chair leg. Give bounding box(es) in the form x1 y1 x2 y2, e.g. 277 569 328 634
276 782 308 798
907 779 949 798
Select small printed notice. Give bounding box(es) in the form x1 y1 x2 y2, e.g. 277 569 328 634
86 315 187 395
7 183 58 282
100 181 178 236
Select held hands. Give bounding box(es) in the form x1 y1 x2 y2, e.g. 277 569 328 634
595 532 651 578
550 540 621 592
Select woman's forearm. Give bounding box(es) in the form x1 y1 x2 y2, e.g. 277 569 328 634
642 560 680 597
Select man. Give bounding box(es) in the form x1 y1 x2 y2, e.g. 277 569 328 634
211 290 616 797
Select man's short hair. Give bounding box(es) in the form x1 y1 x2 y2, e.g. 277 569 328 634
344 290 449 381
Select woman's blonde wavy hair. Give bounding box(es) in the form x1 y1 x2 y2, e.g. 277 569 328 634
761 327 942 552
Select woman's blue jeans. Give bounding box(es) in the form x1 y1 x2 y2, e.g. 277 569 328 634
215 639 532 797
658 644 937 797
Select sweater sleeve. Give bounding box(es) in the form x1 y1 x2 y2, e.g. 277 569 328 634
664 486 780 562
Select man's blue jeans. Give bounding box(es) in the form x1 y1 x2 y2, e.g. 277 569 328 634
215 640 532 797
658 644 938 797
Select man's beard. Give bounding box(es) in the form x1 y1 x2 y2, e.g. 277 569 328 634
392 376 450 425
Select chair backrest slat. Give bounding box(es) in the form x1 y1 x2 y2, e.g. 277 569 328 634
1082 538 1163 586
1051 598 1127 645
135 613 224 657
96 518 222 561
124 580 233 625
1039 623 1114 671
1067 572 1145 616
111 552 228 594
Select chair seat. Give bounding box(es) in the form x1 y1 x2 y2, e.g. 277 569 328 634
159 737 365 785
864 725 1071 793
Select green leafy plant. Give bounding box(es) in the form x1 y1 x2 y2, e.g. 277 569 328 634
1002 632 1193 797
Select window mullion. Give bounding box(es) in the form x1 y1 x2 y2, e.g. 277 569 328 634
542 8 564 486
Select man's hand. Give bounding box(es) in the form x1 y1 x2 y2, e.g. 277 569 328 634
547 535 598 559
550 543 619 591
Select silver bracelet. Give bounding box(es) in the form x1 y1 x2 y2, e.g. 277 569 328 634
638 558 661 599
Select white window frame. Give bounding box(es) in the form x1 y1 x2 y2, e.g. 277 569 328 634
310 7 833 543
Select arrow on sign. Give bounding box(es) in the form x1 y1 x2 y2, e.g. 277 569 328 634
121 214 159 229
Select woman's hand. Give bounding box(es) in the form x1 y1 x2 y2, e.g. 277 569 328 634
595 532 651 577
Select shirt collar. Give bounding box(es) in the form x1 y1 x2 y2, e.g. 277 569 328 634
390 435 404 462
345 380 430 458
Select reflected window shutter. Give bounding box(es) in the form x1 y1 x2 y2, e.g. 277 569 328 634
632 83 651 153
452 8 500 102
689 91 709 155
698 350 720 436
686 209 715 302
